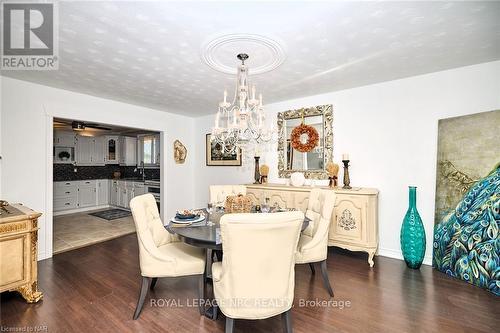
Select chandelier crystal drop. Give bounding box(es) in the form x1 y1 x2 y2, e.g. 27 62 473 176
210 53 276 154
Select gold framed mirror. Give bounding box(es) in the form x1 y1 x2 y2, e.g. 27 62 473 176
277 104 333 179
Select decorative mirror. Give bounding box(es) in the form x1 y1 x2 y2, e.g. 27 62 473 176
277 104 333 179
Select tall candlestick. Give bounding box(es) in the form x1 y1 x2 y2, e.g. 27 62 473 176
342 153 349 160
254 156 261 184
223 89 227 103
342 159 352 189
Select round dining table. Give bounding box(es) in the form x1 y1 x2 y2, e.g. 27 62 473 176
164 209 310 320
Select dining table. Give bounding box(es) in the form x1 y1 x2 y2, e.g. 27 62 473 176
164 208 310 320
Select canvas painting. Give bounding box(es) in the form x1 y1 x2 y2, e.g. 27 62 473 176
433 110 500 295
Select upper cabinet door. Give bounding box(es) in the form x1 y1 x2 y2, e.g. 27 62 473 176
120 137 137 166
76 136 94 165
93 136 106 166
105 136 120 164
54 131 76 147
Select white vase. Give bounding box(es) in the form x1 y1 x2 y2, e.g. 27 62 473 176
290 172 305 187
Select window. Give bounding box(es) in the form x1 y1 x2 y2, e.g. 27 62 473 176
138 134 160 166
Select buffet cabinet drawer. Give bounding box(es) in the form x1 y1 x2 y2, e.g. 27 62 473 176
54 197 78 211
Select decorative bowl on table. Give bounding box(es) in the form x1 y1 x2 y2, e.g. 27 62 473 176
175 209 199 220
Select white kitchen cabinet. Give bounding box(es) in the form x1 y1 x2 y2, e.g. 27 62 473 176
77 180 97 208
120 136 137 166
54 131 76 147
110 180 119 206
93 137 106 166
133 182 145 196
105 136 120 164
97 179 109 206
76 136 94 165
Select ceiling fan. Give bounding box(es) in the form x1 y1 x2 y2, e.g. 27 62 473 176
53 120 112 132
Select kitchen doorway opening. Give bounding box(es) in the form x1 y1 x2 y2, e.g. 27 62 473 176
50 117 163 255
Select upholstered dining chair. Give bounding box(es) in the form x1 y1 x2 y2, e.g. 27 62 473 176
130 194 206 320
209 185 247 206
296 188 336 297
212 211 304 333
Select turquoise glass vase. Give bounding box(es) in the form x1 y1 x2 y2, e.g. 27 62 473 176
400 186 426 269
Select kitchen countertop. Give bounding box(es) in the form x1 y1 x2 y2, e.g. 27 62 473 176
54 178 159 183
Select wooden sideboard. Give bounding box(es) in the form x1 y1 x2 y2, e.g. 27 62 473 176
0 203 43 302
245 184 379 267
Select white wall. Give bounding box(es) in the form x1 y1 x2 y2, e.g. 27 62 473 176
0 77 196 260
193 61 500 265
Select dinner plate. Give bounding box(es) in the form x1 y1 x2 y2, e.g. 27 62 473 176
170 215 205 224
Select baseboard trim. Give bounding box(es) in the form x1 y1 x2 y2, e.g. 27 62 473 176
378 247 432 266
54 205 111 216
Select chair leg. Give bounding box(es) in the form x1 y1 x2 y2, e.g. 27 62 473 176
198 273 206 315
133 277 151 320
319 260 334 297
308 263 315 274
225 317 235 333
150 277 158 290
281 309 293 333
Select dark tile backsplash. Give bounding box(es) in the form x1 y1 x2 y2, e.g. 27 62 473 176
54 164 160 181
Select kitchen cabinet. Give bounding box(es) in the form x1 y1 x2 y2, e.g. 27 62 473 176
97 179 109 206
76 136 94 165
133 182 145 197
110 180 119 206
77 180 97 208
105 136 120 164
54 131 76 147
93 136 106 166
120 136 137 166
75 135 105 166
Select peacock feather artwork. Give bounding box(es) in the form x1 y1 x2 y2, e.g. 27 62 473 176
433 110 500 295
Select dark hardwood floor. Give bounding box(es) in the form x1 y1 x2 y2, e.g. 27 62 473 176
1 234 498 332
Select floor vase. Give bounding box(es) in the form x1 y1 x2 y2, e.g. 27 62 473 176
400 186 426 269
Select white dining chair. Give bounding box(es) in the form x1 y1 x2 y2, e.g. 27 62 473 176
212 211 304 333
209 185 247 206
296 188 336 296
129 194 206 319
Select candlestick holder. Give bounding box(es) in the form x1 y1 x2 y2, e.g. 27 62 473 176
254 156 261 184
342 160 352 189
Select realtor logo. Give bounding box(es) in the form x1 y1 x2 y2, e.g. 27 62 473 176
1 2 58 70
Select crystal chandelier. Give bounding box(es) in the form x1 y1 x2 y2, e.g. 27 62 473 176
211 53 275 154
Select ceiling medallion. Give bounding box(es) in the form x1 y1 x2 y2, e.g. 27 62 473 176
201 34 286 75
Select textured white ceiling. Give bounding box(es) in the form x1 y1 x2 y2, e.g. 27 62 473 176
3 1 500 116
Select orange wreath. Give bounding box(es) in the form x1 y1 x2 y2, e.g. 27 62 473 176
291 124 319 152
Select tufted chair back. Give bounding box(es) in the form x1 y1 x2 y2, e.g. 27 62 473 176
130 194 174 274
214 211 304 319
209 185 247 205
303 189 335 237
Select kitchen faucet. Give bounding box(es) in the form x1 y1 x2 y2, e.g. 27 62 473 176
140 161 145 182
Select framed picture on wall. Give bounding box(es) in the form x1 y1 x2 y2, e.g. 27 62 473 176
206 134 242 166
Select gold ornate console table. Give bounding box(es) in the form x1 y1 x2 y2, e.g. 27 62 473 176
0 203 43 302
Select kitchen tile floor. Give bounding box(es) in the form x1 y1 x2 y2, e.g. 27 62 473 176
53 208 136 254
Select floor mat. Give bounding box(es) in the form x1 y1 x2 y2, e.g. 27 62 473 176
89 209 132 220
